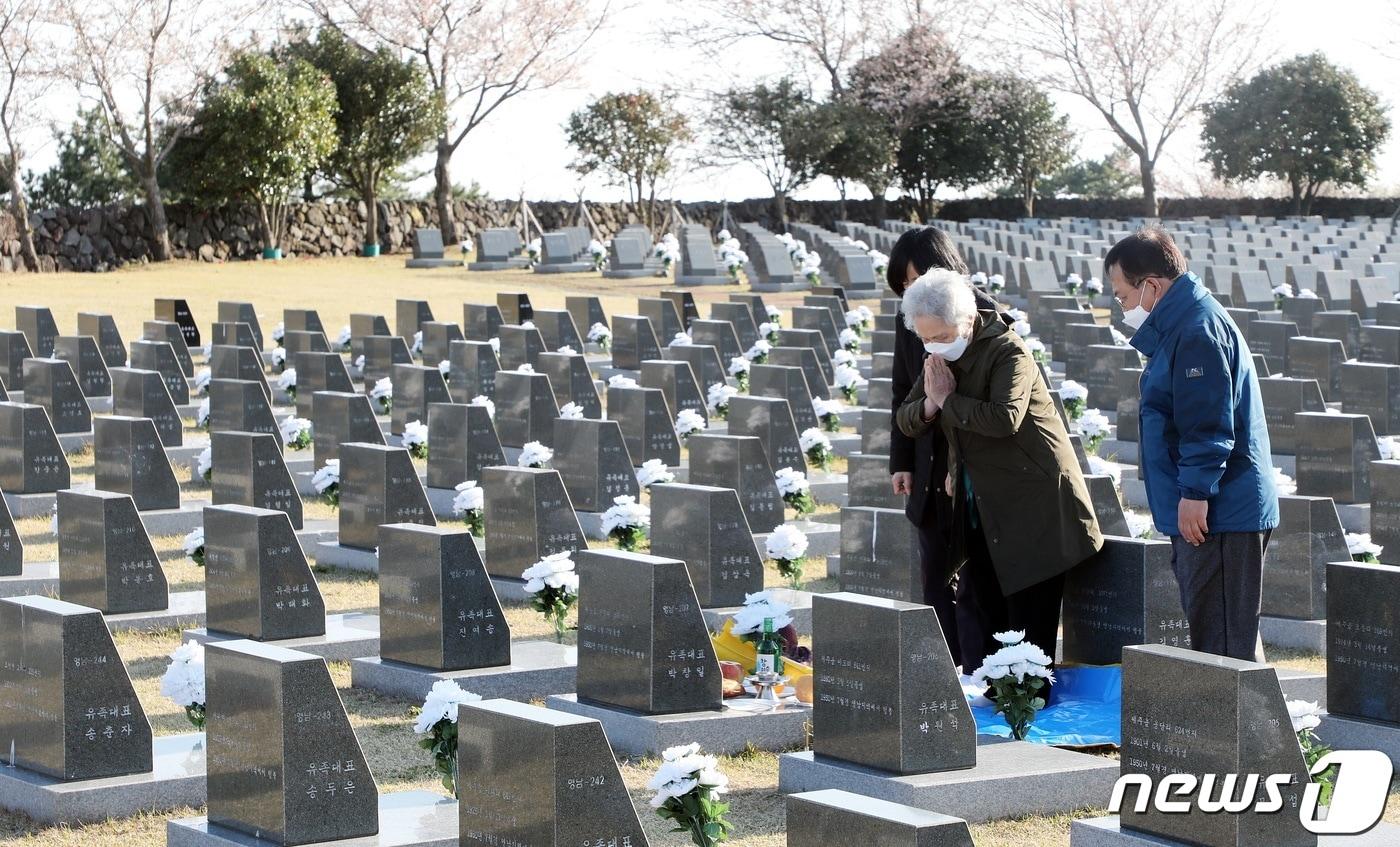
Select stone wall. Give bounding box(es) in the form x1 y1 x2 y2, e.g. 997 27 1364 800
11 193 1400 272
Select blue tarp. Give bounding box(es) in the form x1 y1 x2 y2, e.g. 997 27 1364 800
969 665 1122 747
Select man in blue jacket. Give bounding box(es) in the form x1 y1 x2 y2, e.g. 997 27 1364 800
1107 227 1279 661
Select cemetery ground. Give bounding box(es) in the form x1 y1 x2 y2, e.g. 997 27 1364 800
4 257 1399 847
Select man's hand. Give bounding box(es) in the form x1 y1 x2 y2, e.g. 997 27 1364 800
891 472 913 495
1178 498 1209 546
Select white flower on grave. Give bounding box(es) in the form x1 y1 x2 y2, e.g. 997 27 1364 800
271 321 285 344
1077 408 1112 439
312 459 340 494
723 249 748 273
588 322 611 345
766 305 781 322
460 236 474 255
669 331 693 347
182 527 204 557
437 359 450 376
1346 532 1383 561
522 551 579 596
414 679 481 734
1012 319 1032 338
744 339 771 361
1006 308 1028 323
402 420 428 454
774 467 810 497
675 408 707 438
757 320 777 341
518 440 553 468
727 355 749 376
798 427 831 454
844 309 865 328
371 377 393 402
1273 283 1294 299
833 363 866 391
195 446 212 480
717 228 731 241
271 346 286 369
707 382 737 412
278 416 313 450
556 345 577 356
636 459 675 489
970 271 988 286
193 368 212 395
160 642 206 710
1026 337 1047 356
1273 467 1297 496
526 238 542 262
488 337 500 355
838 327 861 352
412 331 423 356
559 402 586 420
813 396 843 419
648 745 728 809
470 395 495 418
730 590 794 635
832 349 857 369
801 251 821 277
972 632 1054 688
520 320 536 330
353 354 366 372
276 368 297 392
337 325 352 350
196 397 210 428
588 238 607 259
995 629 1026 645
516 363 535 374
1125 509 1156 539
608 374 639 390
201 342 212 358
1065 272 1083 291
1084 277 1104 295
869 250 889 276
452 480 484 515
601 494 650 536
1111 328 1130 347
1058 380 1088 403
49 503 57 535
1286 699 1323 734
1087 454 1121 485
765 523 809 561
1298 288 1319 300
1378 436 1398 461
988 273 1005 292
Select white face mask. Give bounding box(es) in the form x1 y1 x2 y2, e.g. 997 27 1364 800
1121 281 1158 330
924 334 970 362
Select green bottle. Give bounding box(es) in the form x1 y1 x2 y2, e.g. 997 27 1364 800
755 617 784 676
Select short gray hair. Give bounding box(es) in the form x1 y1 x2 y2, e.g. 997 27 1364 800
901 268 978 333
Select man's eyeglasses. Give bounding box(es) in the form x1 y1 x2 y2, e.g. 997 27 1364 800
1114 276 1159 306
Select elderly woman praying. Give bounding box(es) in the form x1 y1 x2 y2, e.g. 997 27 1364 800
895 268 1102 698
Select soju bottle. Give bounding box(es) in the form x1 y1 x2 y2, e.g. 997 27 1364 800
755 617 784 676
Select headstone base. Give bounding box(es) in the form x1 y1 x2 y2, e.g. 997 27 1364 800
1069 815 1400 846
674 274 734 286
468 259 530 270
0 560 58 597
702 588 815 635
183 611 380 661
777 741 1119 823
3 490 64 518
1260 616 1327 653
1277 667 1328 709
809 470 850 503
1317 713 1400 768
105 590 206 633
137 502 208 537
603 268 661 279
1335 503 1370 533
546 692 812 756
350 641 577 702
167 790 457 847
749 281 811 292
533 261 594 274
0 733 206 825
294 519 340 555
756 519 841 557
58 431 95 453
404 258 464 269
313 541 381 573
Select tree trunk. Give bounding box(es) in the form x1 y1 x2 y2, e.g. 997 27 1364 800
302 173 316 202
1290 177 1304 216
6 164 37 272
1022 174 1035 218
870 187 887 226
1138 155 1158 217
363 182 379 252
773 191 788 232
433 141 457 244
836 180 847 222
141 169 173 261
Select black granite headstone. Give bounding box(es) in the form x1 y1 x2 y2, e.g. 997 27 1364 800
1340 361 1400 434
359 334 413 395
16 304 58 357
1285 336 1345 400
1370 460 1400 557
211 321 259 353
497 323 547 372
419 321 464 366
53 335 112 398
379 522 510 670
425 402 504 489
640 359 706 424
1326 560 1398 725
664 342 727 391
786 790 974 847
480 466 587 580
110 367 181 447
349 313 391 360
0 329 31 389
0 400 70 492
768 346 830 399
128 338 191 403
750 363 818 432
1248 321 1298 375
293 350 355 419
0 492 21 575
390 362 451 434
209 378 278 441
1061 536 1189 664
217 301 265 350
23 357 91 433
493 369 559 448
154 297 200 348
446 339 500 403
1294 411 1380 504
727 394 807 475
638 296 684 344
860 408 892 455
339 442 436 550
93 415 179 510
531 309 585 353
649 483 763 607
1259 376 1325 454
565 295 607 340
709 301 760 349
689 318 744 365
395 298 434 347
142 319 194 377
729 292 770 332
536 351 602 418
610 314 662 370
775 329 834 384
686 433 783 533
209 344 271 402
552 417 639 512
212 431 303 529
812 592 975 775
204 504 327 640
282 329 331 361
496 292 533 325
283 308 325 336
312 391 384 470
56 488 168 614
1263 495 1346 621
1085 474 1130 536
838 507 923 602
791 305 841 353
462 303 504 343
845 452 905 511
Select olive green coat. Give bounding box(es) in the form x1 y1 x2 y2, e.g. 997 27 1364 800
896 309 1102 595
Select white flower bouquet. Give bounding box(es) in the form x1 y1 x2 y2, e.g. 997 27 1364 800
971 630 1054 740
313 459 340 507
161 642 207 730
413 679 481 796
272 321 285 346
337 325 353 352
402 419 429 459
438 359 451 377
1287 699 1337 806
522 551 579 641
526 238 542 266
556 345 576 356
670 331 693 348
988 273 1005 293
1273 283 1294 307
183 527 205 566
1298 287 1319 300
812 397 843 433
371 377 393 414
470 395 495 418
722 248 748 280
1273 467 1297 496
518 440 553 468
799 427 833 470
869 250 889 277
608 374 639 389
766 305 781 327
744 339 770 364
194 368 212 396
675 408 707 441
765 523 809 589
516 362 535 374
707 383 738 420
801 251 822 285
970 271 988 287
757 321 779 344
649 743 732 847
1076 408 1112 454
1026 337 1049 365
1346 532 1383 563
833 363 866 403
1125 509 1156 539
452 480 485 537
279 416 313 451
831 348 857 370
1012 318 1032 338
774 467 815 516
636 459 675 490
727 356 750 391
196 397 210 430
838 327 862 354
196 446 212 482
1084 276 1104 301
559 402 585 420
729 590 794 637
601 494 649 552
588 322 612 352
846 305 873 333
1064 272 1082 295
277 367 297 400
654 234 681 273
1057 379 1088 420
588 238 608 271
271 346 287 372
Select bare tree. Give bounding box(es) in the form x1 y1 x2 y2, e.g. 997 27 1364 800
0 0 45 270
1007 0 1262 215
304 0 604 244
55 0 256 261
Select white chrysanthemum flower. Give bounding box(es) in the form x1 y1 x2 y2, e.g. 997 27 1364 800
600 494 649 535
160 642 206 709
413 679 481 733
675 408 707 437
312 459 340 494
401 420 428 451
727 356 749 376
182 527 204 556
193 368 211 395
670 331 693 347
730 590 794 635
521 551 578 596
1286 699 1322 734
195 446 212 479
798 427 831 453
517 440 553 468
1077 408 1112 438
559 402 585 420
707 382 738 411
278 416 312 448
774 467 810 497
1058 380 1088 402
470 395 495 418
765 524 809 560
1273 467 1297 496
277 368 297 391
636 459 675 488
608 374 639 389
452 480 484 515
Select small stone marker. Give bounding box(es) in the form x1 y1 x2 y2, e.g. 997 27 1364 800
204 504 327 640
481 466 587 579
338 443 436 551
56 488 168 614
211 431 303 529
649 483 763 607
94 415 180 511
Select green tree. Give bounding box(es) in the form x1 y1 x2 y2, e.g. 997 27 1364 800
164 52 337 254
983 74 1074 217
1037 147 1139 199
566 90 691 232
815 99 898 222
1201 52 1391 215
709 79 835 229
288 29 444 254
24 108 138 209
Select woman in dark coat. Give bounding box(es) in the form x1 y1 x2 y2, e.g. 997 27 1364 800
886 227 999 671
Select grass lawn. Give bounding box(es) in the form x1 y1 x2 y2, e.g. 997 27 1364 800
1 256 1396 845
